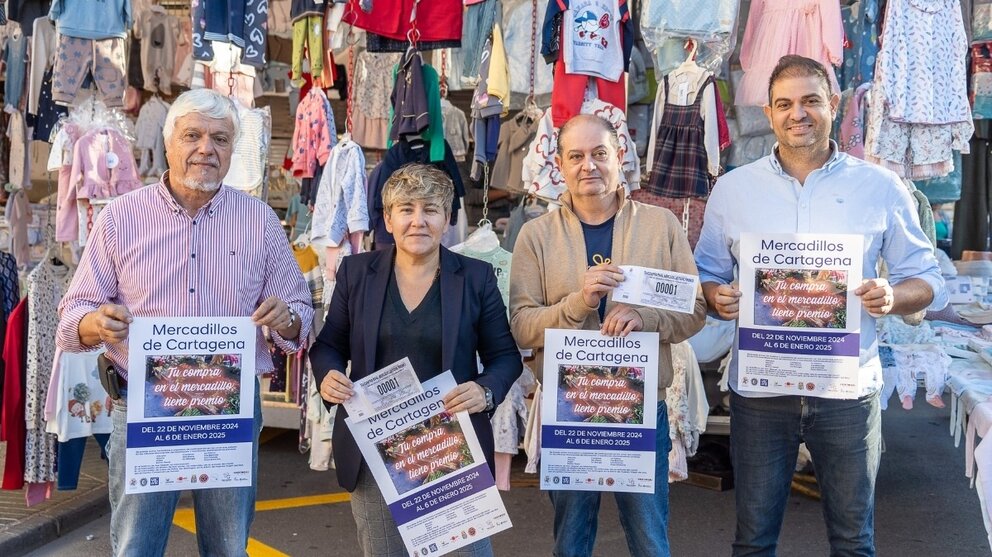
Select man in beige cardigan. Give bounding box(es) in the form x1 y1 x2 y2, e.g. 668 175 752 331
509 114 706 557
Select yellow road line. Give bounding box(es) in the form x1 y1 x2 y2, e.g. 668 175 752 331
254 492 351 511
172 509 290 556
172 492 350 555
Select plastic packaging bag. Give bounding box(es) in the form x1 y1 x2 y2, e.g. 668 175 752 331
641 0 741 73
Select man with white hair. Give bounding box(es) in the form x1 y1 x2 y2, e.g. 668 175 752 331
56 88 313 556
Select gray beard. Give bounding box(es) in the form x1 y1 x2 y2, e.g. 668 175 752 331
182 177 221 192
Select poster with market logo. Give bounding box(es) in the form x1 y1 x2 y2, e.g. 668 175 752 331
738 233 864 399
346 371 512 557
541 329 659 494
125 317 256 494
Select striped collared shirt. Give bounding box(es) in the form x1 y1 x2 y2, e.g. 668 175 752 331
56 173 314 380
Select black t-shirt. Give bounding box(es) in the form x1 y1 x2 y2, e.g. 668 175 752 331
374 270 444 382
581 216 616 322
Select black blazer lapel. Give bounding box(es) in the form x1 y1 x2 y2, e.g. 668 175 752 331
439 247 463 372
362 247 394 374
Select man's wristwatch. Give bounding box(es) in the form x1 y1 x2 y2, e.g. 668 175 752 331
483 386 494 412
286 308 297 330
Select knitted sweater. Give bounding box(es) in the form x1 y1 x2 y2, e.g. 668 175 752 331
509 189 706 394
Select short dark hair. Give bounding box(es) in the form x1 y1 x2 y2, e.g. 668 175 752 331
557 114 621 153
767 55 832 104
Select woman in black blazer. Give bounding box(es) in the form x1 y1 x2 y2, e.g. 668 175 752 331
310 164 522 557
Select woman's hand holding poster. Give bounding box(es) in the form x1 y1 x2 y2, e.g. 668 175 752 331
345 369 512 557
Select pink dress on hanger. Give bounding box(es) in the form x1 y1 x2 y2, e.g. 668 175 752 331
735 0 843 107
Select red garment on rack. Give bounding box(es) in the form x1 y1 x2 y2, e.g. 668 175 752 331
344 0 462 43
1 298 28 490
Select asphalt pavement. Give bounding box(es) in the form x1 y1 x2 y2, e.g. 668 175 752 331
17 392 991 556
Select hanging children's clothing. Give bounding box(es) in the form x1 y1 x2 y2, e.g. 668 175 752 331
3 26 27 110
458 0 501 85
24 258 73 485
837 83 871 159
838 0 881 91
0 250 19 393
30 67 68 142
293 241 324 310
198 0 268 67
190 41 263 106
291 14 323 86
470 35 504 179
5 190 29 268
291 87 337 179
0 250 19 332
57 126 142 243
51 35 127 107
560 0 623 80
864 0 974 179
390 49 432 142
8 0 49 35
134 5 179 95
135 95 170 177
352 51 403 150
544 0 632 125
345 0 463 44
310 140 369 253
69 127 142 198
644 71 720 199
270 0 294 38
225 102 272 194
504 0 554 97
48 0 130 107
666 342 706 482
453 242 512 309
490 366 536 490
27 16 56 116
7 109 28 189
1 298 29 490
44 348 112 444
386 56 447 164
441 97 471 162
173 17 194 87
49 0 131 39
735 0 843 107
492 110 540 193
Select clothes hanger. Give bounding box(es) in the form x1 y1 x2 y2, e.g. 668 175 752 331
671 39 703 80
669 39 709 99
454 165 500 253
294 215 313 248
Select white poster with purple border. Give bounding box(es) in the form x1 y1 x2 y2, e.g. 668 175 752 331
345 371 511 557
738 233 863 399
540 329 659 494
125 316 256 494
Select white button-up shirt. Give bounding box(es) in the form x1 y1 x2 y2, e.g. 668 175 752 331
694 144 947 398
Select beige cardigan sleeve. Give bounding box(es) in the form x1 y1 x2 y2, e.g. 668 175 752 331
509 222 597 350
630 212 707 344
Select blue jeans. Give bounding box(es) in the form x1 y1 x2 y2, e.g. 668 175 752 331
548 401 672 557
730 391 881 557
107 386 263 557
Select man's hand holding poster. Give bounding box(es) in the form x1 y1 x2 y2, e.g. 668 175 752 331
738 233 864 398
541 329 660 494
125 317 256 494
